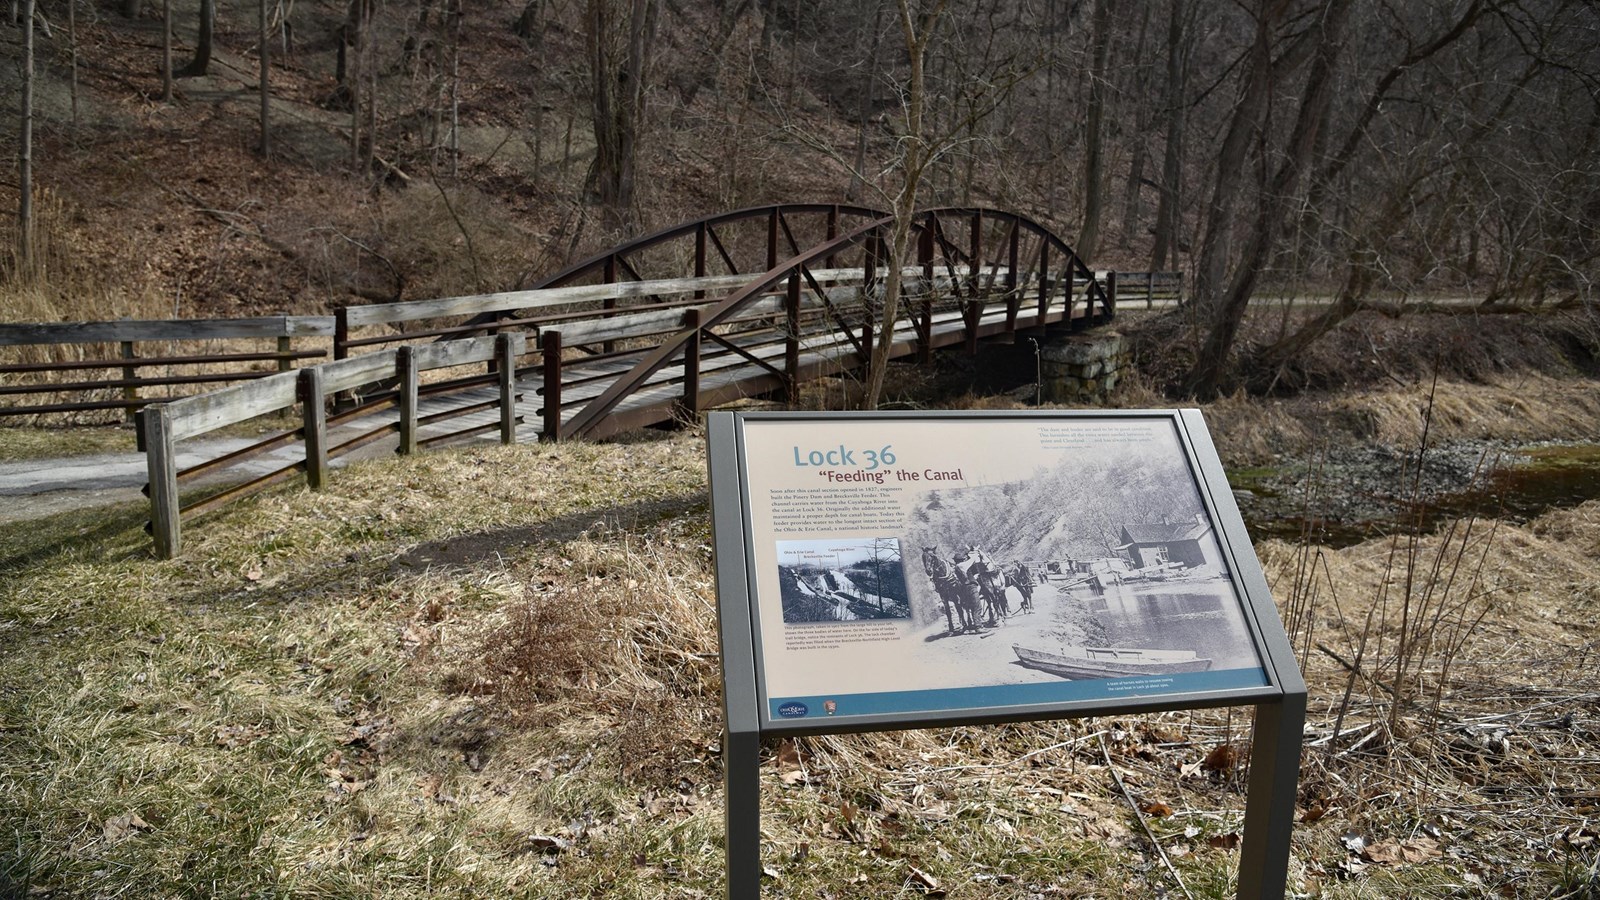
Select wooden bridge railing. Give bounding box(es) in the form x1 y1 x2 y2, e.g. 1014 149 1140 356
0 316 334 422
1114 271 1184 307
141 332 524 558
0 205 1183 556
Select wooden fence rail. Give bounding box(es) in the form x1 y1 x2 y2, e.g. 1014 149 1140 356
141 332 524 559
0 316 335 420
1113 271 1184 307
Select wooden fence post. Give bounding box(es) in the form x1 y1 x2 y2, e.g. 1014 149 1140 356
542 330 562 441
142 403 180 559
121 340 138 423
1105 270 1118 320
334 309 349 360
300 367 328 490
497 333 517 445
397 346 418 455
680 308 702 421
277 336 293 372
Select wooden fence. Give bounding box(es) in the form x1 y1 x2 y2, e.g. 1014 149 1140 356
1114 271 1184 307
141 332 524 558
0 316 334 420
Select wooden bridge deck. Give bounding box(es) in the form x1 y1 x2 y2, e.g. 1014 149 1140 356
516 288 1088 441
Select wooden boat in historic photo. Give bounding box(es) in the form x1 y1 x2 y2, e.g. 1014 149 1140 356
1012 643 1213 680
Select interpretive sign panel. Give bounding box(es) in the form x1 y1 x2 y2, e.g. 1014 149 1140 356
707 409 1306 900
722 410 1283 731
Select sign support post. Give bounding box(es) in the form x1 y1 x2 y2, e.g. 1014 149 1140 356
1238 693 1307 899
710 414 765 899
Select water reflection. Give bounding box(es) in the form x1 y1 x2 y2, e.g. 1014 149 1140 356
1088 581 1261 671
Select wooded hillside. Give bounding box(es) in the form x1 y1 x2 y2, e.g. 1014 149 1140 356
1 0 1596 394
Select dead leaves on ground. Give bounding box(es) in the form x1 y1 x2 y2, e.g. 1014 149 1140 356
1339 829 1445 875
101 811 152 845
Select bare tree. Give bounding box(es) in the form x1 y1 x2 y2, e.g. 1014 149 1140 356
587 0 659 233
177 0 216 77
860 0 949 410
18 0 34 269
1182 0 1354 398
1075 0 1113 262
259 0 271 155
1148 0 1193 271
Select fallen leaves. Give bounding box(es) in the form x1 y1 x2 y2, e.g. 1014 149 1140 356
213 723 269 749
101 811 152 844
1360 836 1441 865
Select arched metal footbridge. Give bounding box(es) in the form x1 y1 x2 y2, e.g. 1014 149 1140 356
333 203 1118 441
135 204 1145 556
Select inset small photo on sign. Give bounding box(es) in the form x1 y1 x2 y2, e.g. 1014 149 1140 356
776 538 910 623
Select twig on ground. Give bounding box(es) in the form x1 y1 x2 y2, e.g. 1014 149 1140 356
1099 733 1195 900
925 733 1106 775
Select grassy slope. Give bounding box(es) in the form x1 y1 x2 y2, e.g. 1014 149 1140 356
3 382 1598 897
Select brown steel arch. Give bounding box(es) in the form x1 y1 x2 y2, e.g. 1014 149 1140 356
557 206 1113 439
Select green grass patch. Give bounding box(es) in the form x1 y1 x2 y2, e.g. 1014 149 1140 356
0 425 138 460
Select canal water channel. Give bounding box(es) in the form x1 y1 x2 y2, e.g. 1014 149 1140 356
1235 442 1600 548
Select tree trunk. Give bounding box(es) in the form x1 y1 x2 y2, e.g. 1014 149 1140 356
1149 0 1186 271
862 0 947 411
1189 1 1278 317
18 0 34 270
848 0 885 203
162 0 173 100
1119 2 1152 249
1076 0 1113 262
449 0 461 176
588 0 659 233
70 0 80 132
258 0 270 155
1182 0 1354 399
365 0 377 173
178 0 216 77
122 0 139 20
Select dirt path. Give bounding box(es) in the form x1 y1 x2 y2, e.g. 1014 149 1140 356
0 436 404 524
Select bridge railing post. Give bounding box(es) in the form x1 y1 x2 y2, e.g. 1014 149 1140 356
542 330 563 441
767 208 779 271
969 211 983 294
785 273 801 405
1105 270 1118 321
397 346 419 455
299 367 328 490
694 223 708 300
680 308 702 421
120 340 139 424
142 403 180 559
1036 242 1051 329
334 308 349 360
497 332 518 445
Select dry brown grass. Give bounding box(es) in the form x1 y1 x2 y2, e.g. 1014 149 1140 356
1176 372 1600 465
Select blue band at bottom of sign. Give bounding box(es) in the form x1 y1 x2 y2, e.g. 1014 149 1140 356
769 667 1271 721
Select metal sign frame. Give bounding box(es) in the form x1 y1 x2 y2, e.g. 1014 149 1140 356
708 409 1306 899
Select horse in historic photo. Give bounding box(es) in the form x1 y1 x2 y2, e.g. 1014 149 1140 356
922 545 978 633
1007 560 1035 612
958 546 1010 626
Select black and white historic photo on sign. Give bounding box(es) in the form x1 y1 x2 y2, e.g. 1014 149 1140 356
737 415 1270 722
903 436 1258 686
776 538 911 623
